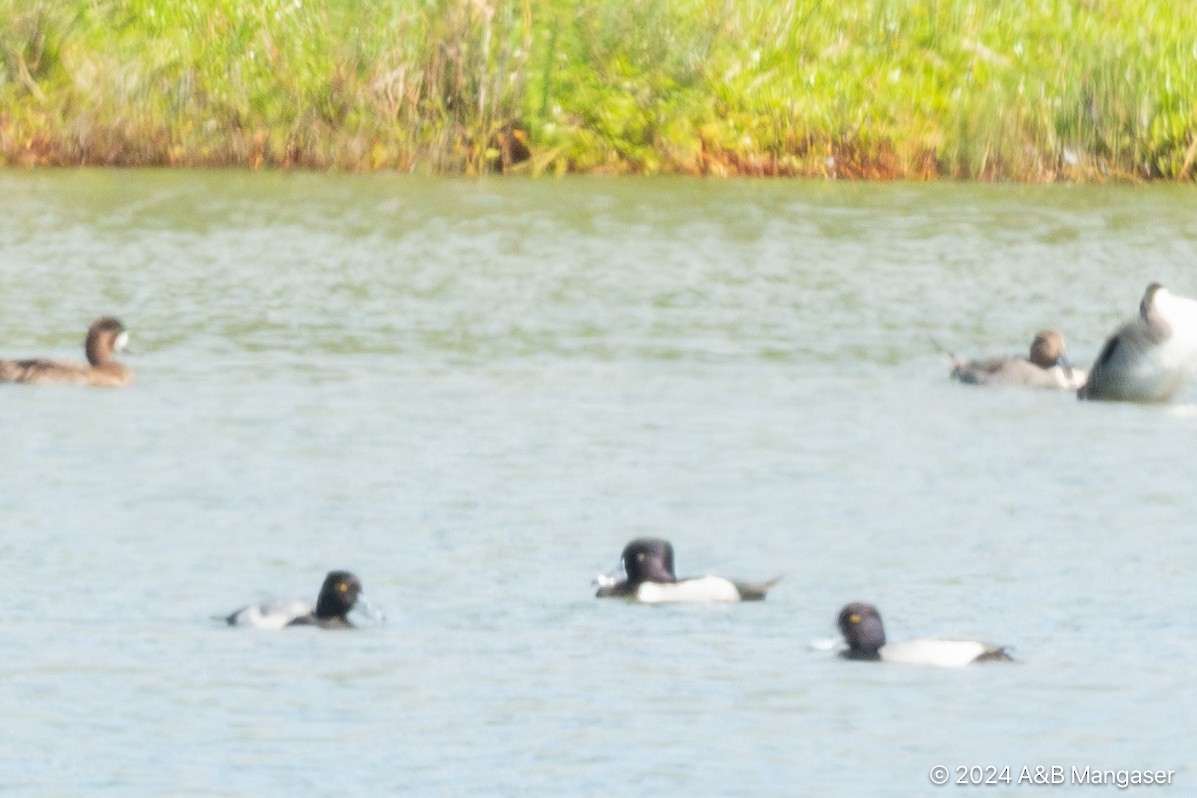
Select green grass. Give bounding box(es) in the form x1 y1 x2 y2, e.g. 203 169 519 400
1 0 1195 179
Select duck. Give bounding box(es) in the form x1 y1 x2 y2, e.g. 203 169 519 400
1079 283 1197 402
594 538 781 603
225 571 371 629
0 316 133 387
837 602 1012 667
949 329 1084 390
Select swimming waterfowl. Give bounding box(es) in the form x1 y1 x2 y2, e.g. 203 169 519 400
0 316 133 387
1079 283 1197 402
950 329 1084 390
837 602 1012 667
594 538 781 603
225 571 368 629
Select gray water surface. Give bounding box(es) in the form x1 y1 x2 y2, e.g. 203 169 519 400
1 172 1195 795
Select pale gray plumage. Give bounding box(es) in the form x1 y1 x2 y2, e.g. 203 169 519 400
950 329 1084 390
1079 283 1197 402
225 571 369 629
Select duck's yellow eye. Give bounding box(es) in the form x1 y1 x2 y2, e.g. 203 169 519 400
338 582 349 592
636 553 645 562
849 613 861 624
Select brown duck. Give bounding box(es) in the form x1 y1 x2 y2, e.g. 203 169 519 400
0 317 133 388
950 329 1084 390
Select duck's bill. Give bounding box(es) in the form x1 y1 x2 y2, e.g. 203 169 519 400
592 552 629 590
353 592 386 624
593 571 619 589
593 570 632 597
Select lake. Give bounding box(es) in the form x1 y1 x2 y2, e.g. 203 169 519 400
1 171 1194 795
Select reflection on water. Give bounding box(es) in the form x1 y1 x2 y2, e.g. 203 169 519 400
1 172 1195 795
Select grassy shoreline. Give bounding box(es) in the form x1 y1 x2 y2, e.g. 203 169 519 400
2 0 1196 180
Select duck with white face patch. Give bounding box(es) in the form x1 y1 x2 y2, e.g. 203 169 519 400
0 316 133 388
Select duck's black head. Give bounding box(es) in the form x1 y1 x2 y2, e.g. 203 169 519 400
621 538 677 585
595 537 678 597
838 602 886 660
314 571 363 621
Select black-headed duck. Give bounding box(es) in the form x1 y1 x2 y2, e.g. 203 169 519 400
594 538 781 603
225 571 373 629
837 602 1012 667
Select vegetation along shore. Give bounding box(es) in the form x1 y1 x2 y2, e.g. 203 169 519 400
2 0 1195 179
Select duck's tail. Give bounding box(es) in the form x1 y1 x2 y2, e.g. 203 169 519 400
733 575 784 601
976 645 1015 663
929 336 971 379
